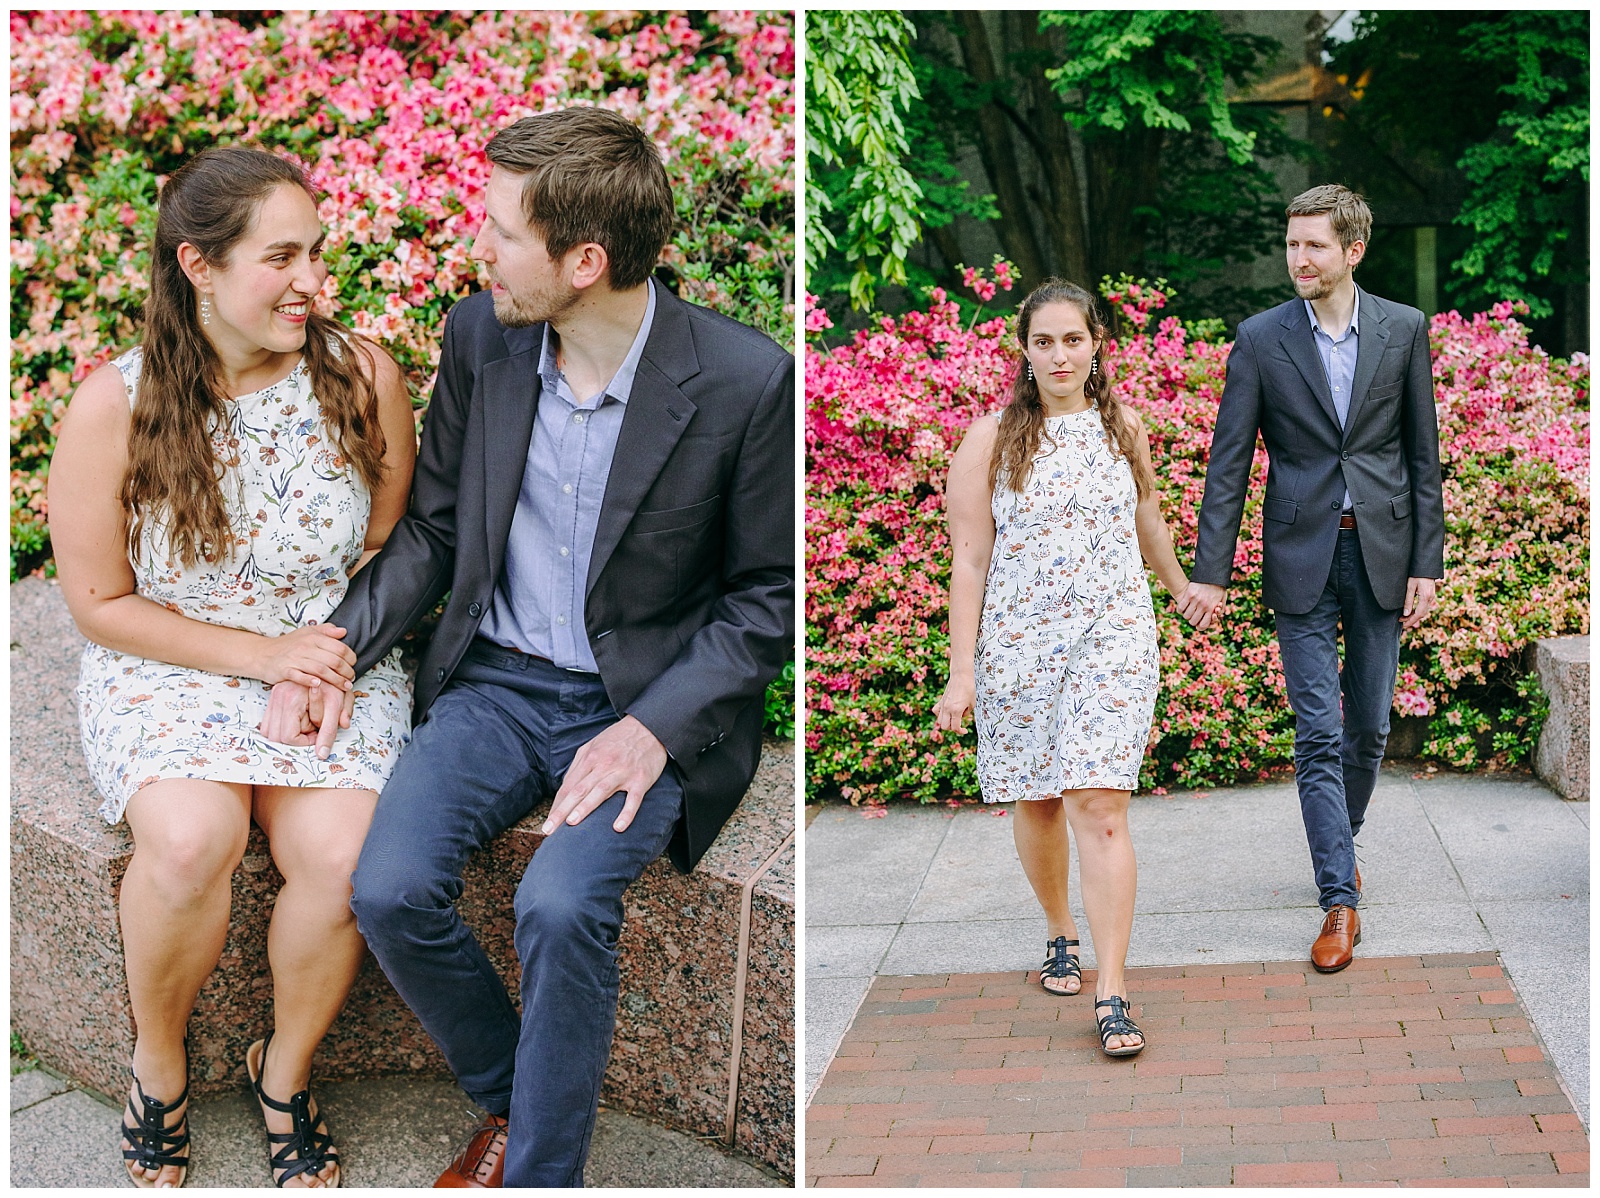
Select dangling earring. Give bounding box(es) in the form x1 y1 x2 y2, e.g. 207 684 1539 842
200 294 212 326
1026 362 1034 381
1090 357 1098 376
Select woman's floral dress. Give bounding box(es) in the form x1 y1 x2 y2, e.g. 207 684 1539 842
78 345 411 823
975 408 1159 802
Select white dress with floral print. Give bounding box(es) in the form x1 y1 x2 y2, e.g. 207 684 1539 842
974 408 1160 801
78 345 412 823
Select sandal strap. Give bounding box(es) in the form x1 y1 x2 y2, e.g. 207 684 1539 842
1095 996 1143 1043
1041 936 1082 978
123 1074 190 1167
252 1030 337 1187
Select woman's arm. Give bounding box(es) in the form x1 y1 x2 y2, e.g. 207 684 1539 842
1126 409 1190 599
934 415 999 732
48 364 356 690
349 338 417 574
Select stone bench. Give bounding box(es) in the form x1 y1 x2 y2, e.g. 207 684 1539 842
9 576 794 1176
1534 635 1588 801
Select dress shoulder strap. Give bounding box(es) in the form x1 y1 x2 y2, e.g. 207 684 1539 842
112 345 145 409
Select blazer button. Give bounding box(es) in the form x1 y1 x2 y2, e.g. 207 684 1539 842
468 601 482 617
1331 501 1340 510
1341 452 1350 461
437 667 446 681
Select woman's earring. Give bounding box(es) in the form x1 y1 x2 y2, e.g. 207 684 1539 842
200 294 212 326
1026 362 1034 381
1090 357 1098 376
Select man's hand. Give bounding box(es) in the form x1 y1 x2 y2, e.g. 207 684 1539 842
545 715 668 835
1177 581 1227 631
259 679 354 759
1402 576 1438 631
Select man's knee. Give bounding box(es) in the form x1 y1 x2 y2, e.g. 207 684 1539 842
350 849 463 947
513 865 618 962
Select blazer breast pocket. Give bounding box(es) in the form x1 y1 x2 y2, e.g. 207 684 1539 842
1263 496 1298 525
628 494 721 536
1366 380 1402 403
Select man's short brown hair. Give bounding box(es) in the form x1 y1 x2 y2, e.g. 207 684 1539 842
1286 184 1372 250
485 108 674 290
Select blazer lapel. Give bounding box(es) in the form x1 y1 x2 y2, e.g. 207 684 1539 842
586 289 701 597
481 323 543 586
1278 302 1342 433
1340 287 1391 446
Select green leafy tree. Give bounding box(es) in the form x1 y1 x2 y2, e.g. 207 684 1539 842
888 11 1299 324
804 11 925 309
1451 12 1587 320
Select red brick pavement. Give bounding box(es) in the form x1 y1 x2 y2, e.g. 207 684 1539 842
805 953 1589 1187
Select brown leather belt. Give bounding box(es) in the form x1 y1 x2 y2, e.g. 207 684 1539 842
491 640 554 664
1339 513 1357 529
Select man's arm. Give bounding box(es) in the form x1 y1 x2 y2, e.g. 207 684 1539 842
622 353 795 762
1400 310 1445 581
330 306 472 674
1191 321 1266 591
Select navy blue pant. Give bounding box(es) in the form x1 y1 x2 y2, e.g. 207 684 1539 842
1273 529 1401 911
350 640 682 1187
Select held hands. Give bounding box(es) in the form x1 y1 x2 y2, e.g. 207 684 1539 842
253 623 356 691
544 715 668 835
1176 582 1226 631
934 674 975 733
1402 577 1438 631
258 679 353 760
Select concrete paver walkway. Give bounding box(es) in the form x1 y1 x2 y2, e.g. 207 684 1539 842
808 956 1587 1186
806 764 1589 1184
11 1065 783 1187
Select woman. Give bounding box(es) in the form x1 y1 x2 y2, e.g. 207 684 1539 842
935 279 1199 1058
48 147 416 1187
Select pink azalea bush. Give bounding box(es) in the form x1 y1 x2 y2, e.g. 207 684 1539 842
805 268 1588 802
11 9 794 577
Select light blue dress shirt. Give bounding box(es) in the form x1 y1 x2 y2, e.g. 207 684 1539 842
1305 292 1359 513
480 278 657 671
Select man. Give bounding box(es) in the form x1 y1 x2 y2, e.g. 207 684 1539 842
263 107 793 1185
1178 184 1443 973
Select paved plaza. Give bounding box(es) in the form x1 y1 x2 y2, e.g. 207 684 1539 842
806 765 1589 1185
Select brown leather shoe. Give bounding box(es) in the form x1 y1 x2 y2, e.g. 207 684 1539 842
1311 905 1361 973
1355 864 1362 901
435 1113 507 1188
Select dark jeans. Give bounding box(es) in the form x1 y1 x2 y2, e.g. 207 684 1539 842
1273 528 1401 911
349 640 683 1187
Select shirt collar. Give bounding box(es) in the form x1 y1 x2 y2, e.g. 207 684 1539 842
1304 285 1360 341
537 277 657 405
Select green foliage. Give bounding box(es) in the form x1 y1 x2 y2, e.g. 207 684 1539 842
1040 10 1265 163
1451 12 1589 318
805 11 925 309
10 1030 37 1074
763 660 795 739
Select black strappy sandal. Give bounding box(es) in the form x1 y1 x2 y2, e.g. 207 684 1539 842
1040 936 1082 995
122 1054 191 1188
1095 995 1145 1058
246 1032 340 1188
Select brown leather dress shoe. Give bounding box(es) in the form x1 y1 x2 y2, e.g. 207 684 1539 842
1311 905 1361 973
435 1113 507 1188
1355 864 1362 900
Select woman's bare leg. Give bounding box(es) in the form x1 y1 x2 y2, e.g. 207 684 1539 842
1060 786 1140 1049
250 785 379 1188
1011 797 1081 994
121 779 254 1185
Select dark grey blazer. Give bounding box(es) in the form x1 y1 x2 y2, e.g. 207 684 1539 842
328 287 795 872
1192 289 1444 614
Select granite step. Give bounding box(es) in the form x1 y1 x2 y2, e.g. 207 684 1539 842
9 576 794 1178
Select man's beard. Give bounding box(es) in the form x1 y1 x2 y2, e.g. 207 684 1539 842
492 280 579 329
1292 262 1349 301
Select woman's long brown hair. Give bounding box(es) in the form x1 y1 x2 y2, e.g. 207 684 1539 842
988 278 1154 499
124 146 388 567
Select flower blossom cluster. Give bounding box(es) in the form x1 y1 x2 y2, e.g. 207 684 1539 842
11 9 794 576
805 270 1588 803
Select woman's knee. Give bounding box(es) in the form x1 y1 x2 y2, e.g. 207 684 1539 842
126 793 248 901
1065 789 1130 836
